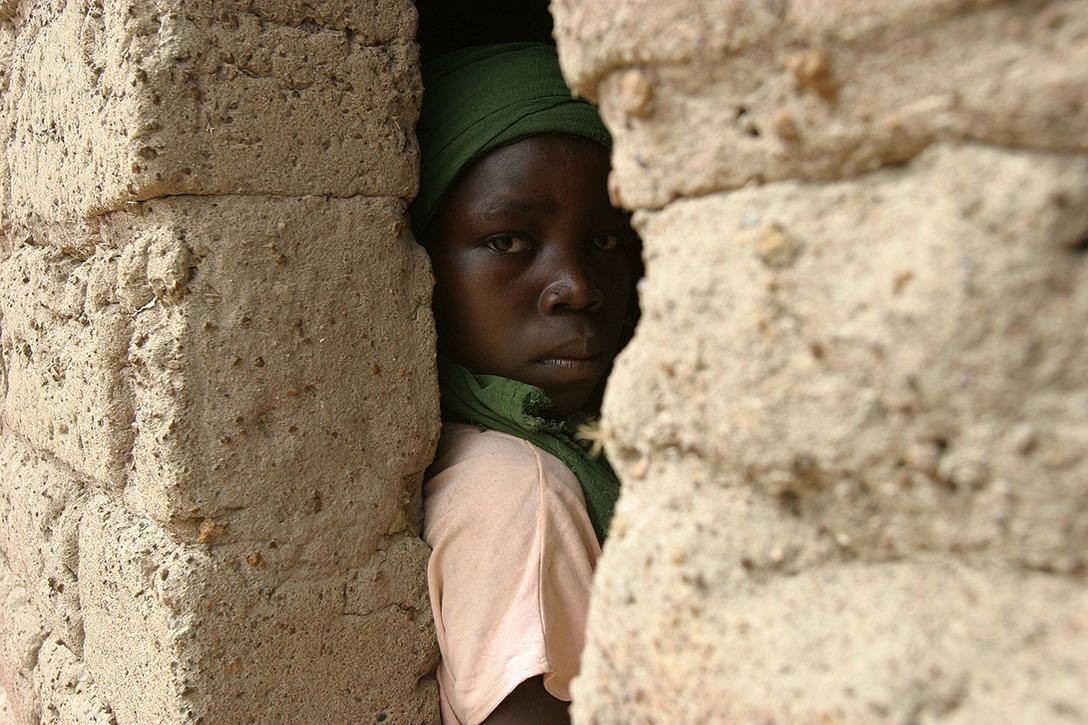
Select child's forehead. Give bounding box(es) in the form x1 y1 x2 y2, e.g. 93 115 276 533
464 134 608 185
441 135 613 213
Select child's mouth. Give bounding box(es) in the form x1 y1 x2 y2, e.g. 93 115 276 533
535 352 608 384
539 353 603 369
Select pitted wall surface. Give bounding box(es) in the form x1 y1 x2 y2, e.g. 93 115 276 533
554 1 1088 722
0 1 440 723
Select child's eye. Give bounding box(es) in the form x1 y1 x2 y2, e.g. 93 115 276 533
485 235 532 254
589 233 625 252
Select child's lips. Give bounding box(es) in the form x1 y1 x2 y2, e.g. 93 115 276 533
538 352 604 368
534 340 609 383
535 353 607 385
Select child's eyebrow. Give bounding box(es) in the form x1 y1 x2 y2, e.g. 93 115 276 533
473 197 559 222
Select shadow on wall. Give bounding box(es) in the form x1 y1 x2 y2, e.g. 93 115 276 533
416 0 555 61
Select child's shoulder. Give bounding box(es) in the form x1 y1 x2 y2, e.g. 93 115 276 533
425 422 582 506
434 421 537 462
422 422 595 562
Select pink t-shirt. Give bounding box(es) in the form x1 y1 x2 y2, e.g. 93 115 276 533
423 423 601 725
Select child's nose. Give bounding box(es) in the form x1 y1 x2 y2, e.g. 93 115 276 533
539 258 604 314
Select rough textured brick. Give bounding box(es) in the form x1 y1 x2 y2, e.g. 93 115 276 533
34 637 114 725
2 1 437 723
609 145 1088 572
0 564 47 724
0 246 132 487
109 195 438 560
555 0 1088 209
0 431 86 656
571 143 1088 721
80 495 438 724
554 2 1088 720
78 496 191 722
0 19 14 256
5 0 420 232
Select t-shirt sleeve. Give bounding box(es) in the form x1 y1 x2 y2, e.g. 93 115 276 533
424 434 600 725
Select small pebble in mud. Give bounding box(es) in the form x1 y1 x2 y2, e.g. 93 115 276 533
1010 424 1038 455
892 270 915 294
245 552 267 570
754 224 804 269
786 48 838 101
905 441 941 477
608 170 623 208
770 109 800 141
197 519 227 544
947 461 990 490
617 68 654 118
791 452 818 479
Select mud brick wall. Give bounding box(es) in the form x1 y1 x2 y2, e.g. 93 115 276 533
0 1 439 723
554 0 1088 722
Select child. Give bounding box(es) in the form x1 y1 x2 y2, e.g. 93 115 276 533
413 43 637 725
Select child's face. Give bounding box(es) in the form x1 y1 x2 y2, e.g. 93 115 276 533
426 134 637 417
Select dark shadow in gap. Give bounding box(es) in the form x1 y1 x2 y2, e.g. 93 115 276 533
416 0 555 63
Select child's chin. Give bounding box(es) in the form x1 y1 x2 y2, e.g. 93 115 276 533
542 384 600 418
530 359 611 416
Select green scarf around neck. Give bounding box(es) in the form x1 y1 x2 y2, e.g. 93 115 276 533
437 356 620 544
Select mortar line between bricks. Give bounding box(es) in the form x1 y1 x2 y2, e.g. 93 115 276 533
0 425 102 693
83 190 417 221
119 295 139 516
0 425 114 498
627 139 1088 213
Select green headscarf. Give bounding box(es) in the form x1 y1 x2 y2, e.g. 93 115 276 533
416 44 620 543
411 42 612 238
